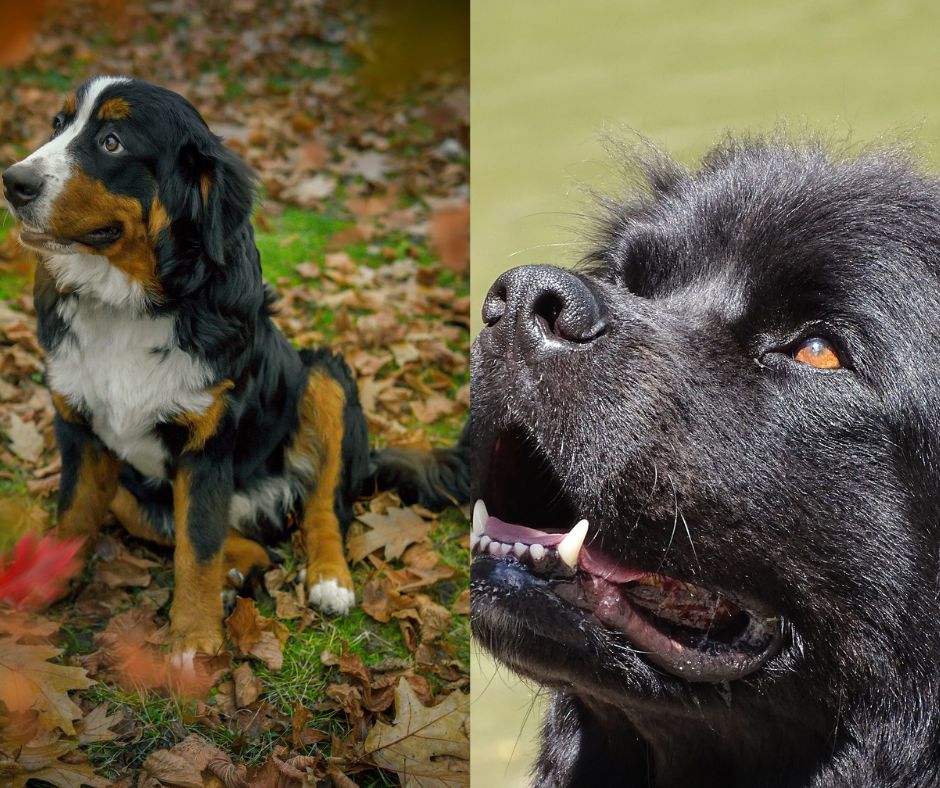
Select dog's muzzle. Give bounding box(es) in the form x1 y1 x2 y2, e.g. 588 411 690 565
479 264 607 363
2 164 45 211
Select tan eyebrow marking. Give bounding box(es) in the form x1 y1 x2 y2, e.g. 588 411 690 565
62 95 77 115
97 97 131 121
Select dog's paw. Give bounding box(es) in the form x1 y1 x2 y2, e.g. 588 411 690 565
304 573 355 615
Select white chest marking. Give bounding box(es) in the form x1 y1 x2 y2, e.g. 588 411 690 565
48 298 214 478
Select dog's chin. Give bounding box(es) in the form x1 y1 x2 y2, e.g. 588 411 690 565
470 426 786 696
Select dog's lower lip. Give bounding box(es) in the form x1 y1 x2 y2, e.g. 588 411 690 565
473 505 784 682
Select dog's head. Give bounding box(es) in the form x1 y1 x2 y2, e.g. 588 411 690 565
2 76 255 309
471 140 940 753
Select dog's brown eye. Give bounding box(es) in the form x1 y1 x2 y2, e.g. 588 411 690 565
794 337 841 369
101 133 123 154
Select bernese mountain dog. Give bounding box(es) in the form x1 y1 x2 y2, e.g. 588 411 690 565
1 76 468 660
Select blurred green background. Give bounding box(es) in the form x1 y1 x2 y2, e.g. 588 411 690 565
470 0 940 784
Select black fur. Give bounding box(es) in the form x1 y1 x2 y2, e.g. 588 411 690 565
22 76 467 572
471 138 940 787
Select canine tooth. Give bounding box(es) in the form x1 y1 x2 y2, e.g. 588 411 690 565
472 499 488 535
513 542 527 558
479 535 491 552
557 519 589 569
530 543 546 561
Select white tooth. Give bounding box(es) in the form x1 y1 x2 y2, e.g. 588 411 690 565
479 535 491 552
471 533 480 551
500 542 513 557
488 541 501 556
530 543 546 561
513 542 527 558
472 499 488 535
557 519 589 569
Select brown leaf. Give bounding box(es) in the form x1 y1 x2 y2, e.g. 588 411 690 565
0 728 108 787
75 702 122 745
364 678 469 787
347 508 431 563
0 638 93 734
429 203 469 272
451 589 470 616
233 662 262 707
6 412 43 463
225 597 289 670
143 734 228 788
410 395 455 424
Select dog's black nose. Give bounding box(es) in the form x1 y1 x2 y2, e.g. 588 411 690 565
481 264 607 361
2 166 44 209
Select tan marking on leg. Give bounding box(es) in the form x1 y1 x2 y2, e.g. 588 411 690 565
51 391 83 425
56 445 120 549
97 97 131 121
294 371 354 612
223 531 272 582
169 469 224 654
174 380 235 453
110 486 173 546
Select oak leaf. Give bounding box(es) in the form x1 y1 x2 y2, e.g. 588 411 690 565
364 679 469 787
347 508 430 563
0 638 93 734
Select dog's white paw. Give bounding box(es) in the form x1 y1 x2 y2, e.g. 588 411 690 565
308 578 355 615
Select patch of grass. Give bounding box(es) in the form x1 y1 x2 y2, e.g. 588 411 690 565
253 207 348 282
0 271 29 301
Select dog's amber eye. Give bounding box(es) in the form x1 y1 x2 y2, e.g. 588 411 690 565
101 133 124 154
793 337 841 369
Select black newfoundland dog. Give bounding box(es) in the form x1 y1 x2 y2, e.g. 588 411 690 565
470 138 940 787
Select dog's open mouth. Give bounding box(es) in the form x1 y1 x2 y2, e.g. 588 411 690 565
474 429 784 683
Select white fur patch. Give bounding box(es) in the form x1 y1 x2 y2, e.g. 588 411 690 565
46 252 149 310
47 297 213 478
229 475 303 532
19 76 129 228
308 578 355 616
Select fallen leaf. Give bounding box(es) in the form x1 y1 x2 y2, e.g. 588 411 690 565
232 662 262 707
143 735 228 788
5 413 42 463
348 508 431 563
429 203 469 272
225 597 289 670
75 702 122 745
364 678 469 787
0 638 93 734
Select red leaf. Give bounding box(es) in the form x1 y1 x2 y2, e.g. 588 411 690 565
0 533 84 610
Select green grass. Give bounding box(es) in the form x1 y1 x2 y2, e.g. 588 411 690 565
254 207 348 282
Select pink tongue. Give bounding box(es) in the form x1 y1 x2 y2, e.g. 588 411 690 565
483 517 646 584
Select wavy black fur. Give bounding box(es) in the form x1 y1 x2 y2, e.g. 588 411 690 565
471 137 940 787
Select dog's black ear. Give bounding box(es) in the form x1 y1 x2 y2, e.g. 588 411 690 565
161 133 256 265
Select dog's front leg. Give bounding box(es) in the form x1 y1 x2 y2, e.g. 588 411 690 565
168 454 232 657
53 408 121 551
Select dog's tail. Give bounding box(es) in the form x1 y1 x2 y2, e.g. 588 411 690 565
367 422 470 510
301 347 469 513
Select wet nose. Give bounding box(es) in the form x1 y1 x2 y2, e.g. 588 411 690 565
481 264 607 361
2 165 44 209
